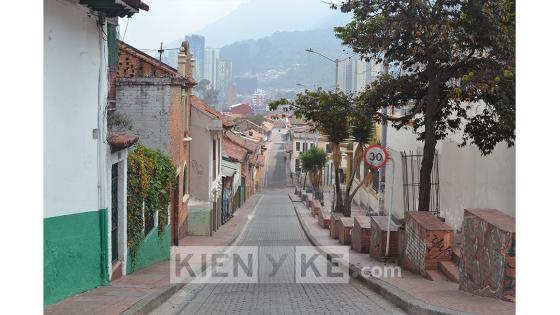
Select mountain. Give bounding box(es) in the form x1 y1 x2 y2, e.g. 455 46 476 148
197 0 350 48
219 29 353 91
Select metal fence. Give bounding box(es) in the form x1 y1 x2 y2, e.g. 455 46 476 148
400 150 440 216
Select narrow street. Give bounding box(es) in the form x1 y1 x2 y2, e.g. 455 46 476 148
152 129 407 314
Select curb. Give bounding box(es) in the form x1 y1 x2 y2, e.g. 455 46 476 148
291 202 475 315
122 195 263 315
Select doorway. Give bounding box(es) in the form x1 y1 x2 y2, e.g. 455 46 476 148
171 176 180 246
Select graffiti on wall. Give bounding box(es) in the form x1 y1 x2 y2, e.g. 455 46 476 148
426 233 452 260
191 159 204 176
459 211 515 301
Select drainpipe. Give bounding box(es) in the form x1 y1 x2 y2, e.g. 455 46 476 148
96 16 109 283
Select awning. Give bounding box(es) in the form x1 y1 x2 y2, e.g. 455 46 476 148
222 165 237 177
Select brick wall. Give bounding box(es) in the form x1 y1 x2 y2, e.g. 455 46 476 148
399 212 453 277
370 216 399 260
116 77 190 239
459 209 515 301
351 216 371 253
168 84 190 239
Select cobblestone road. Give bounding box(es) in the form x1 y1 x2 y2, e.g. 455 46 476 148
151 129 407 315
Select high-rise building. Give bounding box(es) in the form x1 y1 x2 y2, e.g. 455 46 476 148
216 59 233 96
338 58 390 93
204 47 220 87
252 89 267 112
186 34 205 81
336 58 370 94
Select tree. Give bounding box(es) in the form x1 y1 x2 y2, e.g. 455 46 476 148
333 0 515 212
194 79 220 106
270 89 374 216
299 146 328 197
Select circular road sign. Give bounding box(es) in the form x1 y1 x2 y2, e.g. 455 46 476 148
363 145 388 169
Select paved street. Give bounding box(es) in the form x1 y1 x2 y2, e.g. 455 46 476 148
152 128 407 314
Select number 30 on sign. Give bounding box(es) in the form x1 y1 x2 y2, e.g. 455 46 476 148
363 145 388 169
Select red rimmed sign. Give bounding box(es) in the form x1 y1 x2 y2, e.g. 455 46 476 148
363 145 388 169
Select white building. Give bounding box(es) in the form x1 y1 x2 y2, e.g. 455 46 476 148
188 96 230 236
204 47 220 87
351 115 516 231
44 0 148 305
337 59 388 94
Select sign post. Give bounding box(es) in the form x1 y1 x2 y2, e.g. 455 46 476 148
363 145 394 258
363 145 388 170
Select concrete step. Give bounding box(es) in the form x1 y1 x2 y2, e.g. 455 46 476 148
426 270 447 282
439 260 460 283
452 247 462 265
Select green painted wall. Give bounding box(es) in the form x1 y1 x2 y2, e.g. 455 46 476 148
127 225 170 273
44 209 108 305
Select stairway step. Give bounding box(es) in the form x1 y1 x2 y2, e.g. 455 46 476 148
452 247 462 265
426 270 447 282
439 260 460 283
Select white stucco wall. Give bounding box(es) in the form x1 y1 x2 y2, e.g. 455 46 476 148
189 108 223 202
44 0 108 218
352 125 515 231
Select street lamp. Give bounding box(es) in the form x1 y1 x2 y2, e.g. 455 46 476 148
305 48 355 91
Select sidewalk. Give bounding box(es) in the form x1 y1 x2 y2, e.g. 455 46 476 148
45 194 262 315
290 196 515 315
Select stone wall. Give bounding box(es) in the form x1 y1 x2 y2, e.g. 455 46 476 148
459 209 515 301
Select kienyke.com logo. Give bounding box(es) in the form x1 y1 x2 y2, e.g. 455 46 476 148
170 246 401 284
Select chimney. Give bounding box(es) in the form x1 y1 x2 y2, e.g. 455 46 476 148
177 42 188 77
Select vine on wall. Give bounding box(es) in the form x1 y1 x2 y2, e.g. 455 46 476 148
127 143 176 264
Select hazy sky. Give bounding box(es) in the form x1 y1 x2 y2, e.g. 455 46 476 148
119 0 248 50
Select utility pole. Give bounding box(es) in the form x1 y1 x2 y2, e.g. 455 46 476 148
335 58 339 91
378 63 390 215
158 42 164 61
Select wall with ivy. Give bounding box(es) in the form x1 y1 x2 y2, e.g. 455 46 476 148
127 143 176 273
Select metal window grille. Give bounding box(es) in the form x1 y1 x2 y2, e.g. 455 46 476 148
400 150 440 216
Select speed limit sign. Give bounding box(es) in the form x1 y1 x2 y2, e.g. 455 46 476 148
363 145 388 169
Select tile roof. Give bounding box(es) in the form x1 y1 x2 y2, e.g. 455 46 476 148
191 96 235 127
242 129 265 142
107 132 138 152
223 137 248 162
261 121 274 132
225 131 259 153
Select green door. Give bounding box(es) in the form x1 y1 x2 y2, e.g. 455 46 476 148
240 177 246 204
111 164 118 262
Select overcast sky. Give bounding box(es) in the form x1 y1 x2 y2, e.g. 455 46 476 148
119 0 248 50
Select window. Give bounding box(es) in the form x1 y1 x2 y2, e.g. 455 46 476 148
303 142 308 152
296 142 301 152
145 210 154 236
295 159 301 172
212 139 217 180
310 143 315 149
184 92 189 138
326 143 332 154
183 166 188 196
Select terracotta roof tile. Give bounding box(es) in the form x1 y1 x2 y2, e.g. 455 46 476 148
191 96 235 127
223 137 248 162
261 121 274 131
225 131 259 153
242 129 265 142
107 132 138 152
